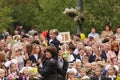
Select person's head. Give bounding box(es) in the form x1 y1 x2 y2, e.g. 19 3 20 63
91 62 97 71
104 43 111 51
23 68 31 76
71 34 80 42
82 56 88 64
111 41 119 52
45 45 57 59
25 60 33 66
91 27 96 33
19 26 23 30
49 29 58 39
76 42 84 49
84 46 92 57
99 43 105 51
33 45 41 55
13 47 21 56
20 31 25 36
80 68 87 77
67 68 77 79
107 65 116 76
85 63 92 71
92 45 99 53
94 65 102 76
78 48 85 56
75 62 82 70
14 30 19 35
116 26 120 34
10 63 17 73
34 35 39 41
0 69 5 78
105 24 112 31
69 45 75 54
0 39 6 47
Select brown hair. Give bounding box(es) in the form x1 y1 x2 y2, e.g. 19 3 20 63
26 44 33 56
46 45 57 57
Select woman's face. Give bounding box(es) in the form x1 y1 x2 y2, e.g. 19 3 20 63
105 26 110 31
35 46 41 54
112 46 119 51
46 51 52 58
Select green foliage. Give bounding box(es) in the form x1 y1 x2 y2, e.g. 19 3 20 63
0 6 13 33
0 0 120 35
83 0 120 34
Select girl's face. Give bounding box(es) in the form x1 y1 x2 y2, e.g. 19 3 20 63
76 42 84 49
68 72 75 79
10 64 17 73
92 46 98 53
35 46 41 54
108 67 115 75
82 58 88 64
80 70 86 77
0 69 5 78
78 49 85 56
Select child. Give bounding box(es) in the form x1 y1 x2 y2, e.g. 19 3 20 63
105 65 117 80
80 68 89 80
7 63 19 80
0 68 6 80
91 64 105 80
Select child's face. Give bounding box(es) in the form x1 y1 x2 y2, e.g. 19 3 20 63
0 69 5 78
68 72 75 79
85 63 91 71
80 70 86 77
108 67 115 75
82 58 88 64
76 63 82 70
23 69 30 76
91 63 97 70
95 68 101 76
10 64 17 72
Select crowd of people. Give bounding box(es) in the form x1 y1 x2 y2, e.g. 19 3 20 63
0 24 120 80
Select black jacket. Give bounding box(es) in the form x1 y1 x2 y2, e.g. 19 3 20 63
38 58 58 80
57 59 68 80
29 54 41 66
48 38 60 51
91 74 105 80
89 53 96 63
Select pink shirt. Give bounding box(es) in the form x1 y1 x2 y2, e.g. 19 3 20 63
106 51 117 64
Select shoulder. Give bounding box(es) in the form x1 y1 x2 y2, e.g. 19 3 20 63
49 58 56 63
